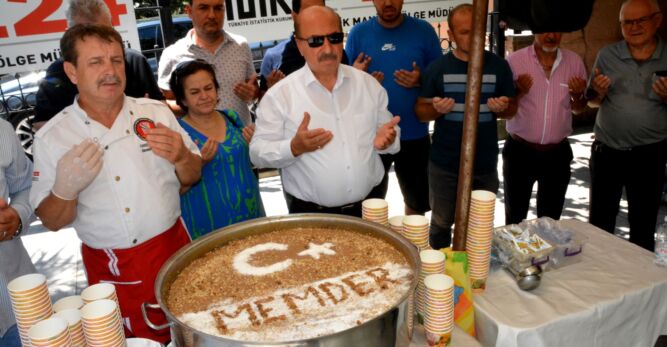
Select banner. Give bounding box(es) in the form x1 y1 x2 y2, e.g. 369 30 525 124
224 0 469 43
0 0 140 75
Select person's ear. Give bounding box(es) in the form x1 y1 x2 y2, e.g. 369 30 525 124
63 61 78 85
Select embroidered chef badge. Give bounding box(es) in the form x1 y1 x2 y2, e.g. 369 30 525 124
133 118 156 152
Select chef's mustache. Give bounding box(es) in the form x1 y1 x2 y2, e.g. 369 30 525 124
97 75 122 87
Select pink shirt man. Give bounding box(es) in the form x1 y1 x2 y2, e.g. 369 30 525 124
506 45 587 144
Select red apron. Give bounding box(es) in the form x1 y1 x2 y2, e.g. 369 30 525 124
81 219 191 344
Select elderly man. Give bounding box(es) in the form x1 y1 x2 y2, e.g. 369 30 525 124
250 6 400 217
587 0 667 251
503 32 588 225
415 3 517 249
345 0 442 215
158 0 258 125
34 0 162 130
0 119 35 347
30 25 201 342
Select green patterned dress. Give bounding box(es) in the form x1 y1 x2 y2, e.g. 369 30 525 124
178 110 263 239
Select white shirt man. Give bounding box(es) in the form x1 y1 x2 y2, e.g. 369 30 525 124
250 6 400 215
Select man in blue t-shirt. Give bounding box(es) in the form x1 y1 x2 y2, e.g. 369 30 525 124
415 4 517 249
345 0 441 215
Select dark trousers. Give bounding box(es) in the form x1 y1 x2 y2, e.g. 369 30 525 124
589 139 667 251
367 137 432 213
285 192 362 217
428 162 499 250
502 136 573 225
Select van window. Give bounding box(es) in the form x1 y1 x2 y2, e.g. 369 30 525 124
138 25 159 51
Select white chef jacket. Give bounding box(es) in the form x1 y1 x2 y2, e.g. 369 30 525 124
30 96 199 250
250 64 400 207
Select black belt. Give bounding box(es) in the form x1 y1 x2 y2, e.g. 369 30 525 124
509 133 566 152
592 139 667 153
286 192 362 215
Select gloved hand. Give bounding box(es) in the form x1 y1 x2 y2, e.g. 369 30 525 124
52 139 104 200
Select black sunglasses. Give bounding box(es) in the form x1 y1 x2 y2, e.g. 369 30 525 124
297 32 344 48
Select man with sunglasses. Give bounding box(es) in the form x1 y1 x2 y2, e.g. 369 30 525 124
250 6 400 217
345 0 441 216
586 0 667 251
260 0 346 90
158 0 258 126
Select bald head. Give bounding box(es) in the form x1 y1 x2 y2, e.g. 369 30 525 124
294 6 342 38
620 0 660 19
619 0 662 48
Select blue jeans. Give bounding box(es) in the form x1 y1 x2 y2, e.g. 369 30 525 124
428 161 499 249
1 324 22 347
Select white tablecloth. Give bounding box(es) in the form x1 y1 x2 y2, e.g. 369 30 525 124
474 219 667 347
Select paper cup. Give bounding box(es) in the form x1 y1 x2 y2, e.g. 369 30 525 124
388 216 404 234
8 273 47 295
53 295 85 313
28 317 70 345
81 283 117 303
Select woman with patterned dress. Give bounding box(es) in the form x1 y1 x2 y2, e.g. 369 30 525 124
169 60 263 239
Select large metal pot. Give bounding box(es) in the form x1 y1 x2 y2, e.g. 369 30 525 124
142 214 420 347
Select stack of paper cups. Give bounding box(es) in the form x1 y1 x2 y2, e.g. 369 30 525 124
402 215 430 250
81 299 126 346
388 215 404 235
362 198 389 226
7 273 54 346
53 295 84 313
55 308 86 347
28 317 72 347
82 282 122 322
467 190 496 293
423 274 455 347
416 250 447 317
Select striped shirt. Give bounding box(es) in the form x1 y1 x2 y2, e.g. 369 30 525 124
0 119 36 336
506 45 587 144
420 51 515 174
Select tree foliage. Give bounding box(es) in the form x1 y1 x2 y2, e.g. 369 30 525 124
133 0 187 19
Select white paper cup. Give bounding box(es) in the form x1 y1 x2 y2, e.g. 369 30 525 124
8 273 47 295
388 215 404 233
53 295 84 313
362 198 388 210
420 249 446 265
424 274 454 292
81 283 116 303
28 317 69 344
471 190 496 203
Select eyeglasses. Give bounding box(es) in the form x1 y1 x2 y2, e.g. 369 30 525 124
296 32 344 48
620 12 660 28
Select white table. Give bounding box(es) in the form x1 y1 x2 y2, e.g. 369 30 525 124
474 219 667 347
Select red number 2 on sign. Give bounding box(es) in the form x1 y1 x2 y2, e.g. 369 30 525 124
0 0 127 38
14 0 67 36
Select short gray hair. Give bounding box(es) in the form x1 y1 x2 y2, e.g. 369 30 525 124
66 0 112 27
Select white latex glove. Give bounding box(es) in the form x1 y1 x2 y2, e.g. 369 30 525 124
52 139 104 200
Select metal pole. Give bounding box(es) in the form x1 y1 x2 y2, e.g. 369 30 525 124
451 0 489 251
157 0 175 47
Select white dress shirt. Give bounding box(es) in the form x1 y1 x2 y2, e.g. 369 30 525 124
30 96 199 250
250 64 400 207
0 119 36 336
